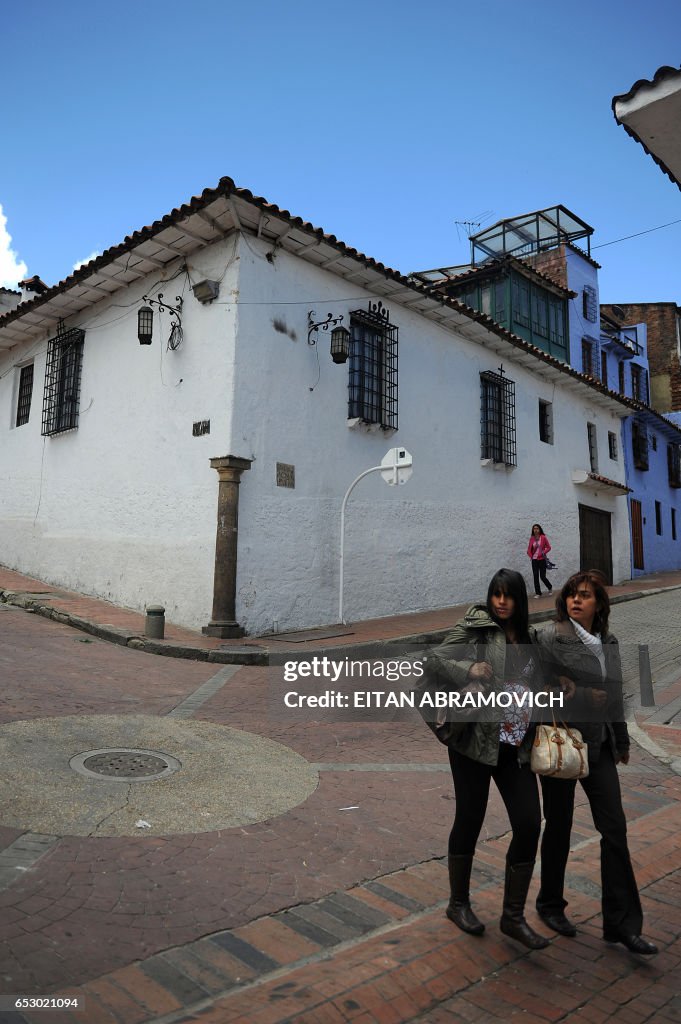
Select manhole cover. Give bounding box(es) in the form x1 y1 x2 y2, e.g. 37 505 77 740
69 748 181 782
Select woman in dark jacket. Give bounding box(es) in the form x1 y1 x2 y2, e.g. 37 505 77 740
535 571 657 955
428 568 549 950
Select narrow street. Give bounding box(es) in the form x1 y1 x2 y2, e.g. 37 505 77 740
0 582 680 1023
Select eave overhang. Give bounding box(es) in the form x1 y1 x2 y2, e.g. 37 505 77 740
1 175 680 442
613 65 681 191
571 470 631 496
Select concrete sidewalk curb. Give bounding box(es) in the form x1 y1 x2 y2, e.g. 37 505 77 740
2 582 681 667
628 720 681 777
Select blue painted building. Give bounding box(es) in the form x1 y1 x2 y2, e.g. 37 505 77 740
415 206 681 578
531 229 681 577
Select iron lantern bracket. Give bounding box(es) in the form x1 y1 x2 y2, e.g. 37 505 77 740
307 311 344 346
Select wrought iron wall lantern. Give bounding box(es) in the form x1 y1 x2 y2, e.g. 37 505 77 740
307 311 350 364
330 325 350 363
137 306 153 345
138 294 184 349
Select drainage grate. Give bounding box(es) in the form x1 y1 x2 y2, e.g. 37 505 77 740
70 748 181 782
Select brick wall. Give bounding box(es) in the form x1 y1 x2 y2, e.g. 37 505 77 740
601 302 681 412
523 245 569 289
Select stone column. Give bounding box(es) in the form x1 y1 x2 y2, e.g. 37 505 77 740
202 455 252 638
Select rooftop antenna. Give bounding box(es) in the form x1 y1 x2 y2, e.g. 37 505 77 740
454 219 482 243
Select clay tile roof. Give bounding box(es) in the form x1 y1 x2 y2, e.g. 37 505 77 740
1 174 681 441
19 275 49 294
414 255 576 298
588 472 631 492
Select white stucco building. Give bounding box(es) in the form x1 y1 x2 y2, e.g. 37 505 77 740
0 178 647 635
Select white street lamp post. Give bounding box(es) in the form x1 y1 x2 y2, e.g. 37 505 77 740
339 447 413 624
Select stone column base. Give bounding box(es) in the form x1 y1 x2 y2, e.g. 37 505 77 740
202 621 245 639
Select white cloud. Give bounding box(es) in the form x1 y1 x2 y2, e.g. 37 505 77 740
73 251 102 272
0 204 28 289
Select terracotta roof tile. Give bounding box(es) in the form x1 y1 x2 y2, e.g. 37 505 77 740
1 174 680 441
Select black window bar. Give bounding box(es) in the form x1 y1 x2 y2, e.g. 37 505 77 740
15 363 34 427
583 285 598 323
608 432 618 461
632 421 649 471
587 422 598 472
348 301 398 429
668 443 681 488
42 322 85 436
581 337 595 377
480 370 517 466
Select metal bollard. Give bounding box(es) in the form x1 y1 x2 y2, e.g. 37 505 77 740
145 605 166 640
638 643 655 707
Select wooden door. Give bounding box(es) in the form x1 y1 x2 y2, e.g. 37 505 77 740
630 499 644 571
578 504 613 584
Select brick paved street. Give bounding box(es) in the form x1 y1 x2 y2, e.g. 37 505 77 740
0 567 680 1023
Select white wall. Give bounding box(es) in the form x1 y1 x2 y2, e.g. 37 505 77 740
0 236 241 628
0 232 631 634
231 238 631 634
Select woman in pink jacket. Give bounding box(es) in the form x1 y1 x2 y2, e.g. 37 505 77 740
527 524 553 599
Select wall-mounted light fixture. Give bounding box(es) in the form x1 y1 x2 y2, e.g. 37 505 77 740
330 325 350 364
138 305 154 345
308 311 349 363
138 293 184 349
192 279 220 304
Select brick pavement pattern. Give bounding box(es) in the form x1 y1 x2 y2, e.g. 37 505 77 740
0 564 680 1023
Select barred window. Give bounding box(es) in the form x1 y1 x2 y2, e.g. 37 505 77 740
608 431 618 461
668 443 681 488
348 302 398 429
15 363 34 427
583 285 598 322
631 364 648 403
632 421 649 471
42 323 85 436
587 422 598 472
581 337 595 377
480 370 516 466
538 399 553 444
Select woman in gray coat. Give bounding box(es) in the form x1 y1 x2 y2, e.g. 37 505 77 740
428 568 549 950
535 570 657 955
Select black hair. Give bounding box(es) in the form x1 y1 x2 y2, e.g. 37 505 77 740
486 568 530 642
555 571 610 635
531 523 544 535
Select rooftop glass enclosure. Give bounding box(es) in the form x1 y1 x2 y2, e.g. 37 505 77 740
470 206 594 264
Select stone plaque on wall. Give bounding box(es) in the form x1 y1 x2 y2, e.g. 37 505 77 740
276 462 295 488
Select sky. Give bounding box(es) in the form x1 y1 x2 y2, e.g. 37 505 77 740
1 0 680 304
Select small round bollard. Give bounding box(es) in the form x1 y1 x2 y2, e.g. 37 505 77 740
145 605 166 639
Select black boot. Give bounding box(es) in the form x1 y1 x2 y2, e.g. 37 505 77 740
446 854 485 935
500 861 550 950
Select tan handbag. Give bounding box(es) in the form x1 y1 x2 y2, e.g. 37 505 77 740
531 716 589 780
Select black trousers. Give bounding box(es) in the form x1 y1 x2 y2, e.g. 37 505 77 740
531 558 552 595
537 743 643 936
448 743 541 865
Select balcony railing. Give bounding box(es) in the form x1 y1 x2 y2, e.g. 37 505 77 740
600 326 642 358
